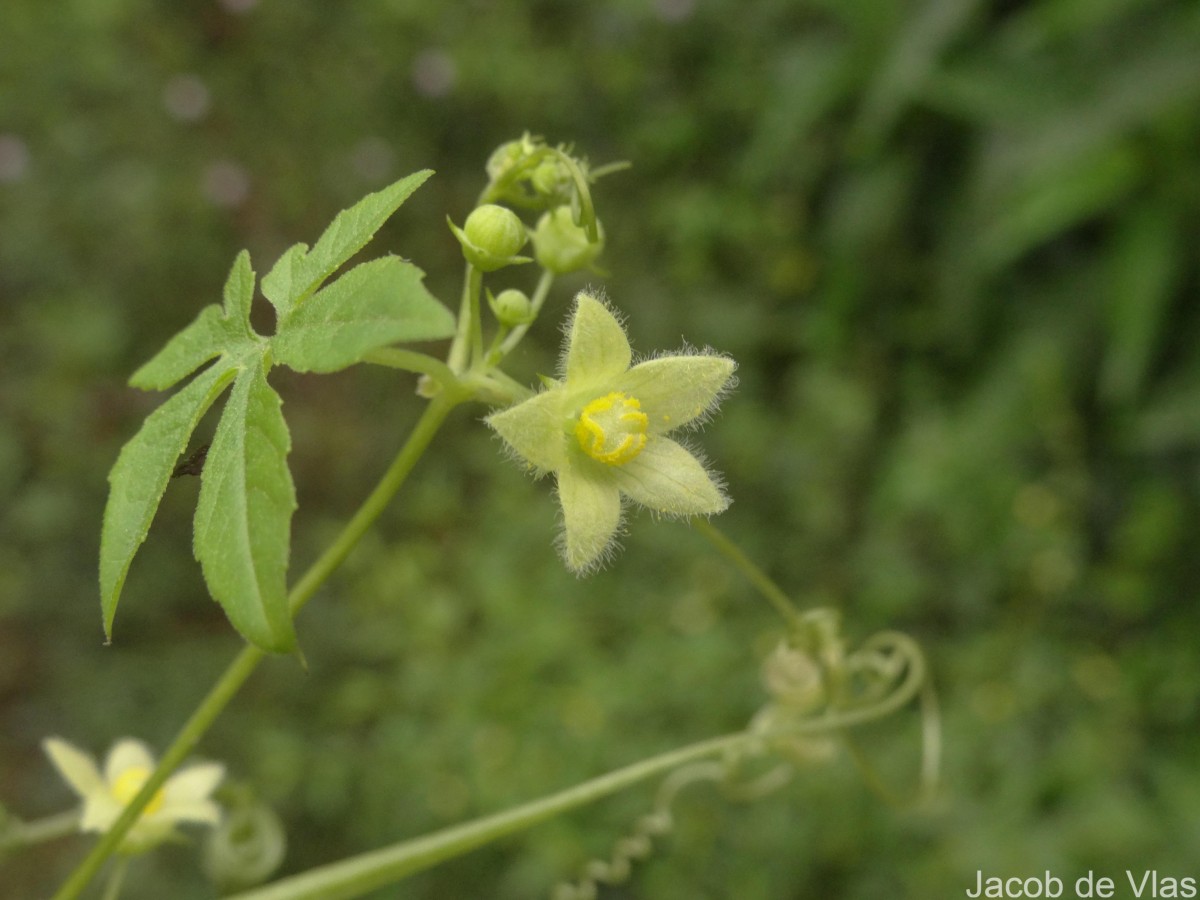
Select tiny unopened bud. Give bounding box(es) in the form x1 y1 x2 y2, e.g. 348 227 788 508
532 206 604 274
488 288 535 327
530 159 569 201
762 641 825 712
485 139 527 182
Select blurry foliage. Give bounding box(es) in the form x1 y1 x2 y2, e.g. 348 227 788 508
2 0 1199 897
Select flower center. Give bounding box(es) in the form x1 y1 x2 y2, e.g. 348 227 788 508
111 767 166 816
575 392 649 466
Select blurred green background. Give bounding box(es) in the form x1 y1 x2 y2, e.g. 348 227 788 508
3 1 1199 897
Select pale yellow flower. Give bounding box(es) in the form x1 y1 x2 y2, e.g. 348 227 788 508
43 736 224 853
487 292 735 572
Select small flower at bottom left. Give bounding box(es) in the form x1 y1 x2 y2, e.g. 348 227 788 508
43 736 224 853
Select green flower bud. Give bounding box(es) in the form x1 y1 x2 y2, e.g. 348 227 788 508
486 140 527 182
488 288 535 327
448 204 531 272
761 641 825 713
486 133 541 182
530 159 569 202
532 206 605 274
465 204 528 257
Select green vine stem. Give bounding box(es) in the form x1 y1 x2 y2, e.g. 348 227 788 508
363 348 459 387
226 651 930 900
99 858 128 900
446 263 483 373
692 519 801 624
51 392 464 900
227 731 753 900
844 673 943 807
0 810 80 852
694 520 941 802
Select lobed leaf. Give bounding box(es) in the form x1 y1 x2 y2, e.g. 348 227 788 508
100 362 238 640
260 243 309 322
260 169 434 319
105 171 435 652
130 252 259 390
129 305 230 391
271 256 455 373
193 360 298 654
221 249 258 337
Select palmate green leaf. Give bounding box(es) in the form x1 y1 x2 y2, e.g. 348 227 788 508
261 169 434 320
100 362 238 640
221 247 257 335
103 250 299 654
271 256 455 373
193 358 298 654
104 172 438 654
102 252 261 642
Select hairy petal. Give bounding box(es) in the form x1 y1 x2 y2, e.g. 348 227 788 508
557 464 622 573
487 389 568 473
80 794 124 833
164 763 226 812
616 354 736 434
43 738 104 799
104 739 156 784
564 294 631 389
160 798 223 826
610 438 729 516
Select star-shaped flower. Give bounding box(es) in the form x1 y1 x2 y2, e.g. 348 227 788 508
487 292 736 573
43 736 225 854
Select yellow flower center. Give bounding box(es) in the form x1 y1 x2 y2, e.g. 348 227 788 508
111 767 166 816
575 392 649 466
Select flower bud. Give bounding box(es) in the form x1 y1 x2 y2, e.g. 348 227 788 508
762 641 825 713
532 206 605 274
485 139 527 182
488 288 535 327
530 159 569 202
448 204 531 272
465 205 527 258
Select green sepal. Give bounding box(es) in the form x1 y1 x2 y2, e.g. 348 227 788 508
193 359 298 654
100 361 238 641
261 169 434 320
271 256 455 373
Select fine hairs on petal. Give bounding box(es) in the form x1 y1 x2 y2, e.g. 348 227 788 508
558 288 626 377
554 484 628 575
636 344 738 432
486 420 554 480
488 287 736 575
615 434 731 520
666 434 732 512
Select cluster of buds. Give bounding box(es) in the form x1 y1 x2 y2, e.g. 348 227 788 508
449 134 620 293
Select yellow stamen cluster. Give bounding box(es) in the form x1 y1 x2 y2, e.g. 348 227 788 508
111 767 166 816
575 392 648 465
